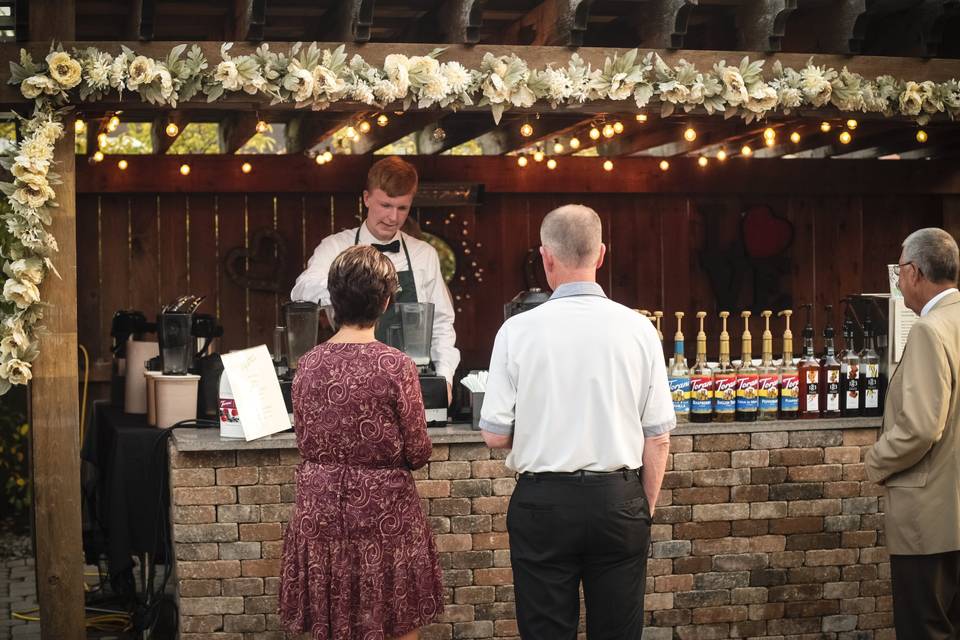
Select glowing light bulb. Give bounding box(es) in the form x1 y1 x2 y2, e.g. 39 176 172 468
613 121 624 134
790 131 801 144
765 137 776 147
636 114 648 122
553 140 564 154
358 120 371 134
717 149 728 162
165 122 179 137
546 158 557 170
763 127 776 141
241 162 252 174
569 137 581 150
846 119 858 130
345 126 357 139
256 120 269 133
107 115 120 131
74 120 85 134
97 132 107 148
916 129 928 143
377 114 389 127
741 144 753 156
517 155 528 167
520 123 534 137
659 160 670 171
92 150 104 163
602 124 615 138
603 160 614 172
839 131 852 144
322 151 333 163
698 156 708 167
820 121 832 133
533 150 544 162
589 127 601 140
684 128 697 142
315 154 326 165
179 163 191 176
117 159 128 170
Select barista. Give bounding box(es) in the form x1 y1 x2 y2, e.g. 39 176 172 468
291 156 459 400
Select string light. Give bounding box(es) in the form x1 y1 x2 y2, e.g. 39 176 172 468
741 144 753 156
698 156 709 167
345 126 358 140
241 162 252 174
517 155 528 167
839 131 852 144
316 154 327 165
636 114 648 122
117 159 128 170
765 137 776 147
683 127 697 142
659 160 670 171
377 114 389 127
790 131 801 144
179 163 191 176
165 122 179 137
916 129 928 143
820 121 832 133
74 120 85 134
322 150 333 163
546 158 557 170
256 120 269 133
553 139 564 154
358 120 371 134
603 160 614 172
613 121 624 134
846 119 858 130
533 149 545 162
92 150 104 163
97 132 107 148
569 137 581 150
589 127 601 140
107 115 120 132
520 123 534 137
602 124 615 138
717 149 728 162
763 127 776 141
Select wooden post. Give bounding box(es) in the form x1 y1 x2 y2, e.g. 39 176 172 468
27 2 85 639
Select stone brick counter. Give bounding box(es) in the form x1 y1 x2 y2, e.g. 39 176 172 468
168 418 894 640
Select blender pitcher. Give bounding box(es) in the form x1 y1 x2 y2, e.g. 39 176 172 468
159 311 193 374
283 301 320 372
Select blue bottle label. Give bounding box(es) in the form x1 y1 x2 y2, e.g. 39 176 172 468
781 374 800 412
669 377 691 415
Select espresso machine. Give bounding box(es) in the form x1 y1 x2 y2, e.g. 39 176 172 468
379 302 448 426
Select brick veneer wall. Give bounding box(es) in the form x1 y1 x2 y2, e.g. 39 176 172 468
169 425 893 640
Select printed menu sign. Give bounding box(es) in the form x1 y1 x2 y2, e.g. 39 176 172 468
221 345 292 441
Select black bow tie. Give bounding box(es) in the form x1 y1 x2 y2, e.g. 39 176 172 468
372 240 401 253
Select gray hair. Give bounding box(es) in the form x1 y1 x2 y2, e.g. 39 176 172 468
540 204 602 268
902 227 959 284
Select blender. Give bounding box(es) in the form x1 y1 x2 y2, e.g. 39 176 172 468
277 301 321 412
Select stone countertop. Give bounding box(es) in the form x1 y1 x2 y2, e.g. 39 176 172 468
170 417 881 452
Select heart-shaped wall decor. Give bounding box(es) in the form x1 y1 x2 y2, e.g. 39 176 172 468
741 205 794 259
224 229 287 292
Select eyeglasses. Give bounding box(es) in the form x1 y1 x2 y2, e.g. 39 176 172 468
893 262 913 277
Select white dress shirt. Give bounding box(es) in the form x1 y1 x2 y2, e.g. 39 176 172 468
922 288 959 317
290 222 460 383
480 281 676 473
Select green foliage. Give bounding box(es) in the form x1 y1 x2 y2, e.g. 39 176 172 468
0 386 29 517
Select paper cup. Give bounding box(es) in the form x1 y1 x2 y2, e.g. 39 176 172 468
124 339 159 414
155 374 200 429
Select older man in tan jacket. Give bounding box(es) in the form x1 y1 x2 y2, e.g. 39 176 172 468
866 227 960 639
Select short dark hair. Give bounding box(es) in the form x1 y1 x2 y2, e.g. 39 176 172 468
328 245 399 328
366 156 418 196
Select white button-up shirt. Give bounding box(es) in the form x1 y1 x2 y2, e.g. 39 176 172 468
480 281 676 473
921 287 959 317
290 222 460 383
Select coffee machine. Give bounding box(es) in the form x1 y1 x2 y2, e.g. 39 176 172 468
379 302 448 426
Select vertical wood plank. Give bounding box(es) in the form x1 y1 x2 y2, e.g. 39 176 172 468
187 194 219 319
98 194 132 339
216 194 247 352
275 194 307 305
128 194 160 318
157 194 189 308
787 197 819 351
246 193 278 348
814 197 863 336
301 193 332 276
76 196 103 367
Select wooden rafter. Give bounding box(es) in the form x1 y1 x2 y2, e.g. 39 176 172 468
284 112 350 154
128 0 156 41
596 123 686 156
736 0 798 52
471 113 586 154
234 0 267 42
503 0 595 46
218 111 261 154
633 0 698 49
349 111 440 154
437 0 486 44
415 113 497 154
812 0 923 54
638 120 745 157
151 110 187 154
328 0 377 43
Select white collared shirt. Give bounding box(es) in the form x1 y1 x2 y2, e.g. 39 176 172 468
290 222 460 383
480 281 676 473
921 288 959 317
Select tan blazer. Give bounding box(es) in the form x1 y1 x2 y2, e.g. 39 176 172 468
866 290 960 555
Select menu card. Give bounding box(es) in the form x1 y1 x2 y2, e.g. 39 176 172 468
221 345 292 441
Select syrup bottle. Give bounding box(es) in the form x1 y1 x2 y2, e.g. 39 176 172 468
735 311 759 422
668 312 691 423
690 311 714 423
820 305 842 418
714 311 737 423
840 302 861 417
859 314 882 417
758 310 780 421
778 310 799 420
798 304 821 419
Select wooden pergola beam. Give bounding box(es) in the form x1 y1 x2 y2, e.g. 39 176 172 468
218 111 260 153
415 113 497 154
736 0 798 52
234 0 267 42
813 0 923 54
327 0 377 43
633 0 698 49
284 112 349 154
27 1 85 639
437 0 486 44
596 123 685 156
473 113 588 154
127 0 156 41
150 110 187 154
349 111 440 154
503 0 595 46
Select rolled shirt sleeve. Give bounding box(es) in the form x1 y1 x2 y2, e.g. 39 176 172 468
419 247 460 385
479 325 516 437
640 335 677 438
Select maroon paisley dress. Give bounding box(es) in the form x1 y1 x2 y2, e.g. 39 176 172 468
278 342 443 639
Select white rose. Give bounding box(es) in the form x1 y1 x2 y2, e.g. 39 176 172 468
12 183 56 209
0 358 32 385
214 60 242 91
5 258 44 286
4 319 29 350
3 279 40 310
492 60 508 78
409 56 441 78
899 82 923 116
16 171 50 193
384 54 411 94
660 81 690 104
800 68 832 106
721 67 749 106
609 72 634 100
746 84 778 113
283 62 315 102
157 67 174 99
127 55 157 89
21 75 57 99
442 62 471 95
312 66 344 98
482 75 510 104
688 82 705 104
46 51 83 89
0 337 20 359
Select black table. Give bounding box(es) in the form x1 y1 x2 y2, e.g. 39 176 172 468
81 402 169 598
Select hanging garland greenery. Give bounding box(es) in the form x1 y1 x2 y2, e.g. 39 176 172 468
0 41 957 393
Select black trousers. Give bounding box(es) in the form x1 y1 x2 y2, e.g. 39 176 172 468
506 470 651 640
891 551 960 639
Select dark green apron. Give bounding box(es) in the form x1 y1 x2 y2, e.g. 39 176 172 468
354 227 418 343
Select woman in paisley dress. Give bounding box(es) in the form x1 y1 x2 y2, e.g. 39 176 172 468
279 245 443 640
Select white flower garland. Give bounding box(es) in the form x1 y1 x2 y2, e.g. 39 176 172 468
0 42 958 393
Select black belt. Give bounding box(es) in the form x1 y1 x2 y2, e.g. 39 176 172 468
519 468 641 480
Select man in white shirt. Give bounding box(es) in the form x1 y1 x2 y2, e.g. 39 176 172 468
480 204 674 639
291 156 459 397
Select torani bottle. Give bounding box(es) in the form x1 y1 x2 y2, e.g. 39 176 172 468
714 311 737 423
778 310 799 419
668 312 691 423
735 311 759 422
758 310 780 421
690 312 715 423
